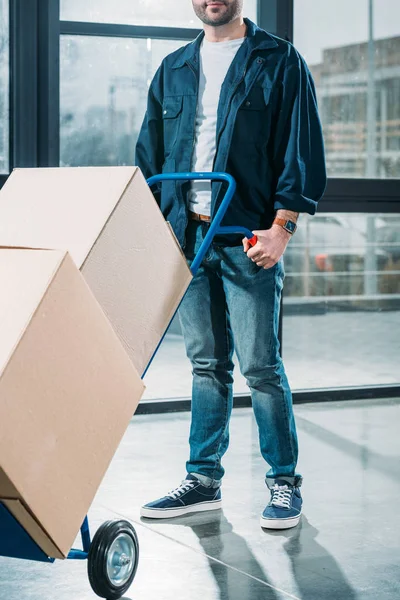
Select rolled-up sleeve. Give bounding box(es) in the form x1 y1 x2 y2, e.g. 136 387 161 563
272 52 327 215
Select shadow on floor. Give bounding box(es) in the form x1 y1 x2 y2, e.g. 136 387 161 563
190 512 281 600
267 516 359 600
142 510 358 600
142 510 282 600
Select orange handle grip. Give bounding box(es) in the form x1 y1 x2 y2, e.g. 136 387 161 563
247 235 258 247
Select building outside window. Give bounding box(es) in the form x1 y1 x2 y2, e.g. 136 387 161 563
294 0 400 179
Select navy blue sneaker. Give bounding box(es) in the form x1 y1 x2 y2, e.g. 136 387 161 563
140 474 222 519
261 477 302 530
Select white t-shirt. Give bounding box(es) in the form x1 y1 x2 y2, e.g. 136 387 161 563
189 37 245 216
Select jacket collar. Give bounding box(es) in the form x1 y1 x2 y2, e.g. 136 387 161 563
171 18 278 69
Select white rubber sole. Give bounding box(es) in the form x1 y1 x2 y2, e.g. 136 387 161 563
141 499 222 519
260 514 301 530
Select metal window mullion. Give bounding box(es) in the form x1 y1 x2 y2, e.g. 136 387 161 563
258 0 277 33
321 178 400 213
60 21 201 41
134 385 400 414
37 0 60 167
276 0 293 42
319 201 400 213
10 0 38 168
9 0 60 169
0 174 9 188
258 0 293 40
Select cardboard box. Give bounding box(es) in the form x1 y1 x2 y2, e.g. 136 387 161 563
0 167 193 375
0 249 145 558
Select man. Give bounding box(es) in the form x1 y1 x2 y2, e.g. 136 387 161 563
136 0 326 530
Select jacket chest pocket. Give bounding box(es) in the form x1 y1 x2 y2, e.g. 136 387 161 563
233 86 272 146
163 96 183 153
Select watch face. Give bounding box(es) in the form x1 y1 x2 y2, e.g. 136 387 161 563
284 220 297 234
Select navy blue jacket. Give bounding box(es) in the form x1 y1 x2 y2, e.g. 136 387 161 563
135 19 326 247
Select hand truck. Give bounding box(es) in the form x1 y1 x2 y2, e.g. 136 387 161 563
0 172 257 599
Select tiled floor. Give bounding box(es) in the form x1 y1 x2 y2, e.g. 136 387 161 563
1 398 400 599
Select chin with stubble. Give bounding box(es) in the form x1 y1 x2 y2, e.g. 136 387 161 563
192 0 243 27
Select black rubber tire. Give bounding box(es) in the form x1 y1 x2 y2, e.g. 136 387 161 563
87 520 139 600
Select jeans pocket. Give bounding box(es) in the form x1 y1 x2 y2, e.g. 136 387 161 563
276 258 285 280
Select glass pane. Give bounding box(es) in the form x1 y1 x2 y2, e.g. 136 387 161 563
60 36 183 167
283 213 400 389
0 0 9 174
60 0 258 28
294 0 400 178
142 212 400 398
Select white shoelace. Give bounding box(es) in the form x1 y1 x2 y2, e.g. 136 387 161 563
167 479 196 500
270 484 293 509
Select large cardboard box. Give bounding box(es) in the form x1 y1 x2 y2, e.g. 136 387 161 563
0 167 193 375
0 249 145 559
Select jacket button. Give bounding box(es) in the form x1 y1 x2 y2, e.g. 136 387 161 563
163 110 167 114
257 58 264 64
246 101 251 106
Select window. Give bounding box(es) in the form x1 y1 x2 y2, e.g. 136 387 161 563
60 36 182 167
60 2 258 168
283 213 400 389
60 0 258 29
0 0 9 174
294 0 400 178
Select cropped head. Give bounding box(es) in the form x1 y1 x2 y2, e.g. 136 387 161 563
192 0 243 26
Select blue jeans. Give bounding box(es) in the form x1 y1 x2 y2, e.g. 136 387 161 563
179 220 299 484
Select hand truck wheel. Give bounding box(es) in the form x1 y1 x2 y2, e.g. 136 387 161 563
87 519 139 599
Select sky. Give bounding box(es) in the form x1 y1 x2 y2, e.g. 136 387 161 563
294 0 400 65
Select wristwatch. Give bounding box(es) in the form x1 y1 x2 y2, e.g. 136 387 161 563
273 217 297 235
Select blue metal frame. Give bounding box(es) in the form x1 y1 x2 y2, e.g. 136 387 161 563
143 172 253 378
146 172 254 276
0 502 91 562
67 516 91 560
0 503 55 563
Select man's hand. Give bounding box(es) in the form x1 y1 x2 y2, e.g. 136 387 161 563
242 225 291 269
